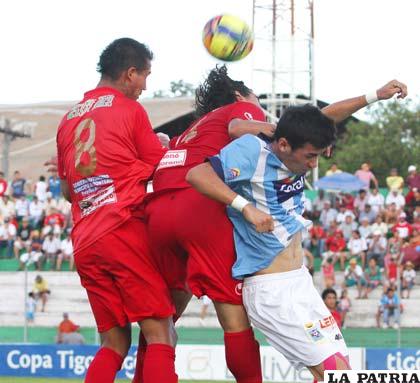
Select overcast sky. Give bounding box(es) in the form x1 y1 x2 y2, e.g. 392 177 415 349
1 0 418 106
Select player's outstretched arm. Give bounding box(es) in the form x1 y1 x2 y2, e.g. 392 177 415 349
321 79 408 123
187 163 274 233
228 119 276 139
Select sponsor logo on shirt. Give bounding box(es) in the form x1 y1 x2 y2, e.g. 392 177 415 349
244 112 253 120
227 168 241 180
156 150 187 170
273 175 305 203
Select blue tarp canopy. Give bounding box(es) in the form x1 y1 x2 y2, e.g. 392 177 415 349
314 172 365 192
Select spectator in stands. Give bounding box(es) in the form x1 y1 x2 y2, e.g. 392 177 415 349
0 172 8 198
42 208 64 237
56 313 85 344
384 254 399 291
15 195 29 223
363 258 382 298
392 212 413 240
367 188 385 215
19 230 44 271
48 170 61 200
323 229 346 267
320 200 338 230
358 217 373 240
32 274 50 312
371 215 389 237
345 230 368 270
355 163 378 190
406 188 419 222
385 230 403 270
26 292 36 324
10 170 26 198
406 165 420 191
34 175 48 202
325 163 342 177
384 202 400 227
343 258 366 299
339 213 358 241
386 168 404 192
359 204 377 225
321 256 336 288
13 217 32 259
401 261 416 299
0 195 15 220
354 189 369 217
321 288 342 328
44 192 58 215
367 230 387 266
42 232 61 269
0 217 17 257
380 288 401 329
29 196 45 229
386 187 406 210
308 221 326 257
341 193 355 212
312 190 330 221
57 232 74 271
337 289 351 329
336 205 355 225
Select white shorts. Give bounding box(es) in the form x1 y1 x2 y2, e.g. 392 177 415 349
242 266 348 370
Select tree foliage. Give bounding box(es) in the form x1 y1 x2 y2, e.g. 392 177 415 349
318 100 420 186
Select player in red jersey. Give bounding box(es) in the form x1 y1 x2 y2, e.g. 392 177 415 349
56 38 177 383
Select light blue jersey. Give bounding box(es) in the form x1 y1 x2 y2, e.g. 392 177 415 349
209 134 311 279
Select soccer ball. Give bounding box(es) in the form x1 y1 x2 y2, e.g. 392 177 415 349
202 14 254 62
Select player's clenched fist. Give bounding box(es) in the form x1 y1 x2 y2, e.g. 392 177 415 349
242 204 274 233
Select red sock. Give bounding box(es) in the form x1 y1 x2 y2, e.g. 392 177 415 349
224 328 262 383
132 332 147 383
143 343 178 383
85 347 123 383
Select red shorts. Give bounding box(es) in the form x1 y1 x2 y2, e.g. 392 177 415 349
145 188 243 305
74 217 174 333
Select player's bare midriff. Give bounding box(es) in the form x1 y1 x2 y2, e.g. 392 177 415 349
254 231 304 275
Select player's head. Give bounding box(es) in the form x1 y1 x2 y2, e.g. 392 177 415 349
272 104 336 174
97 38 153 100
195 65 258 117
322 288 337 310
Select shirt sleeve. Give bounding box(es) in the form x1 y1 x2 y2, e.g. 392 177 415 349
228 102 266 123
133 105 166 167
208 134 262 185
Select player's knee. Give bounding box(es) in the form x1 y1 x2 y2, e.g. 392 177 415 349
322 352 351 371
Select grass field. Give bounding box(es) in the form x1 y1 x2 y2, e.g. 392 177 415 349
0 380 226 383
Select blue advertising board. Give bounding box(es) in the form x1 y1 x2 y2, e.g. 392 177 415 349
366 348 420 370
0 345 136 379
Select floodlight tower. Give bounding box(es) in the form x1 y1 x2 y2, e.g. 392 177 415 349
251 0 315 120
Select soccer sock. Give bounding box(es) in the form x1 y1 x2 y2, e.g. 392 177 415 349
224 328 263 383
85 347 123 383
143 343 178 383
132 332 147 383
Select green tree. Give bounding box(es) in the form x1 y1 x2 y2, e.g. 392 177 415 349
169 80 195 97
319 100 420 186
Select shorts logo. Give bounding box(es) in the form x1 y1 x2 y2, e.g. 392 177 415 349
244 112 253 120
335 333 343 341
304 322 325 343
227 168 240 180
235 283 243 295
319 315 337 329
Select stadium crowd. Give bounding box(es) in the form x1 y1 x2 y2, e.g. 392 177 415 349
306 163 419 329
0 169 73 271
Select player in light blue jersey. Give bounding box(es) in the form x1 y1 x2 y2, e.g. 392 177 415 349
187 104 348 380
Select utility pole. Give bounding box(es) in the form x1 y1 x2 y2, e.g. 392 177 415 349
0 118 32 178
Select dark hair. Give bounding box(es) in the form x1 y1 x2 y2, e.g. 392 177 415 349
194 65 252 118
322 288 337 300
97 38 153 81
274 104 336 150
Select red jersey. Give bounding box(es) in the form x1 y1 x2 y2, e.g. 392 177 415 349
392 222 413 239
331 309 342 329
57 87 164 254
152 101 266 192
325 235 346 252
44 213 65 228
0 179 7 197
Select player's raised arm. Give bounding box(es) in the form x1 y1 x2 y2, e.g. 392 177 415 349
186 162 274 233
228 119 276 138
321 79 407 123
